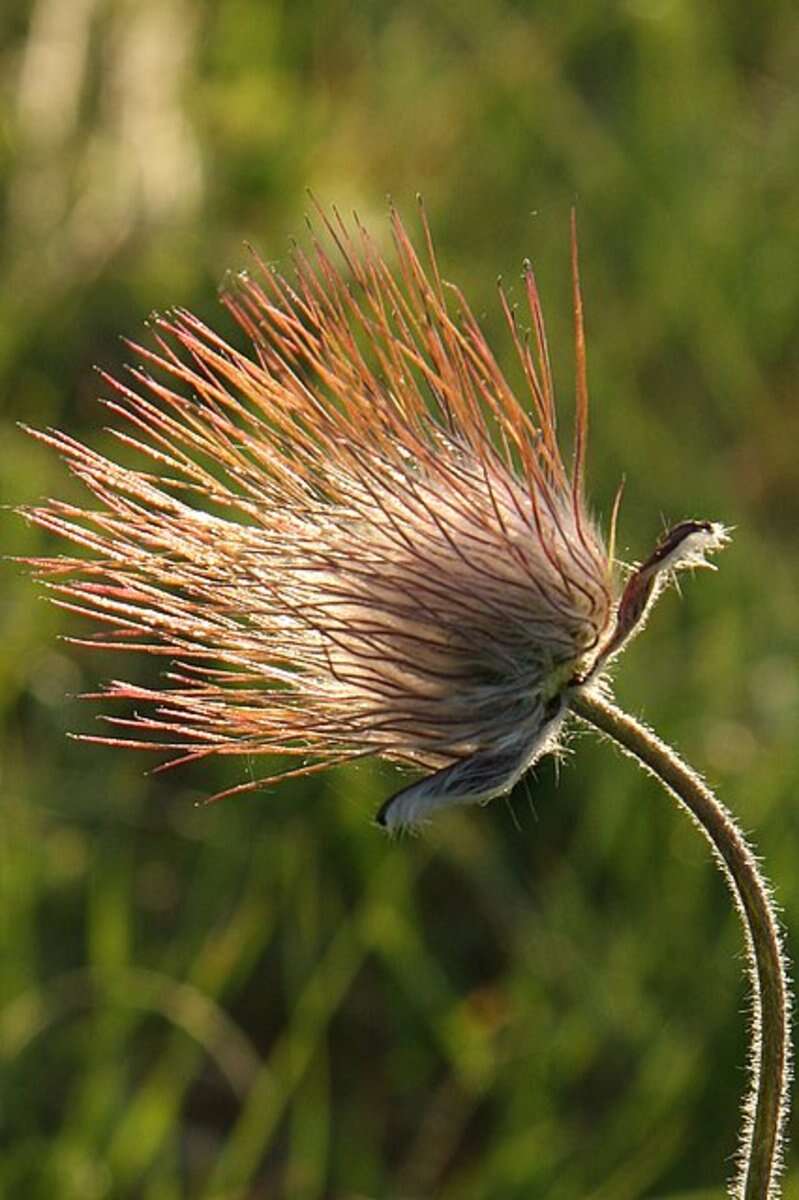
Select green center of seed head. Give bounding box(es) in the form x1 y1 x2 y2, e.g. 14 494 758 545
541 657 584 703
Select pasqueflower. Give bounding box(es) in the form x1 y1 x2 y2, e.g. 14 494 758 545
18 206 788 1198
21 206 726 829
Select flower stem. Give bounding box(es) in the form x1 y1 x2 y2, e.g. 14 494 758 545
568 686 791 1200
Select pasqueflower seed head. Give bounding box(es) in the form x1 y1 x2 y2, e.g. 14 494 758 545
19 206 728 830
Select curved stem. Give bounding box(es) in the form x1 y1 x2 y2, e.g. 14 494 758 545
568 686 791 1200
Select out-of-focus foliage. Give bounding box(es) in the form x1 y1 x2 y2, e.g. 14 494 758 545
2 2 798 1197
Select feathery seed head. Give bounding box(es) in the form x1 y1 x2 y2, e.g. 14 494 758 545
19 207 725 830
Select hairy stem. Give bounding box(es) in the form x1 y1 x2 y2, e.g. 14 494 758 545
568 686 791 1200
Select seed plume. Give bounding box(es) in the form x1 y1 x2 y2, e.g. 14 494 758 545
22 206 625 827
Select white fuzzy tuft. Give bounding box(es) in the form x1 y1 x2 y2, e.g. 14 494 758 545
660 521 732 574
377 701 566 833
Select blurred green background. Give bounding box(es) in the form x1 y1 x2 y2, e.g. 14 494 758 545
2 2 798 1197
